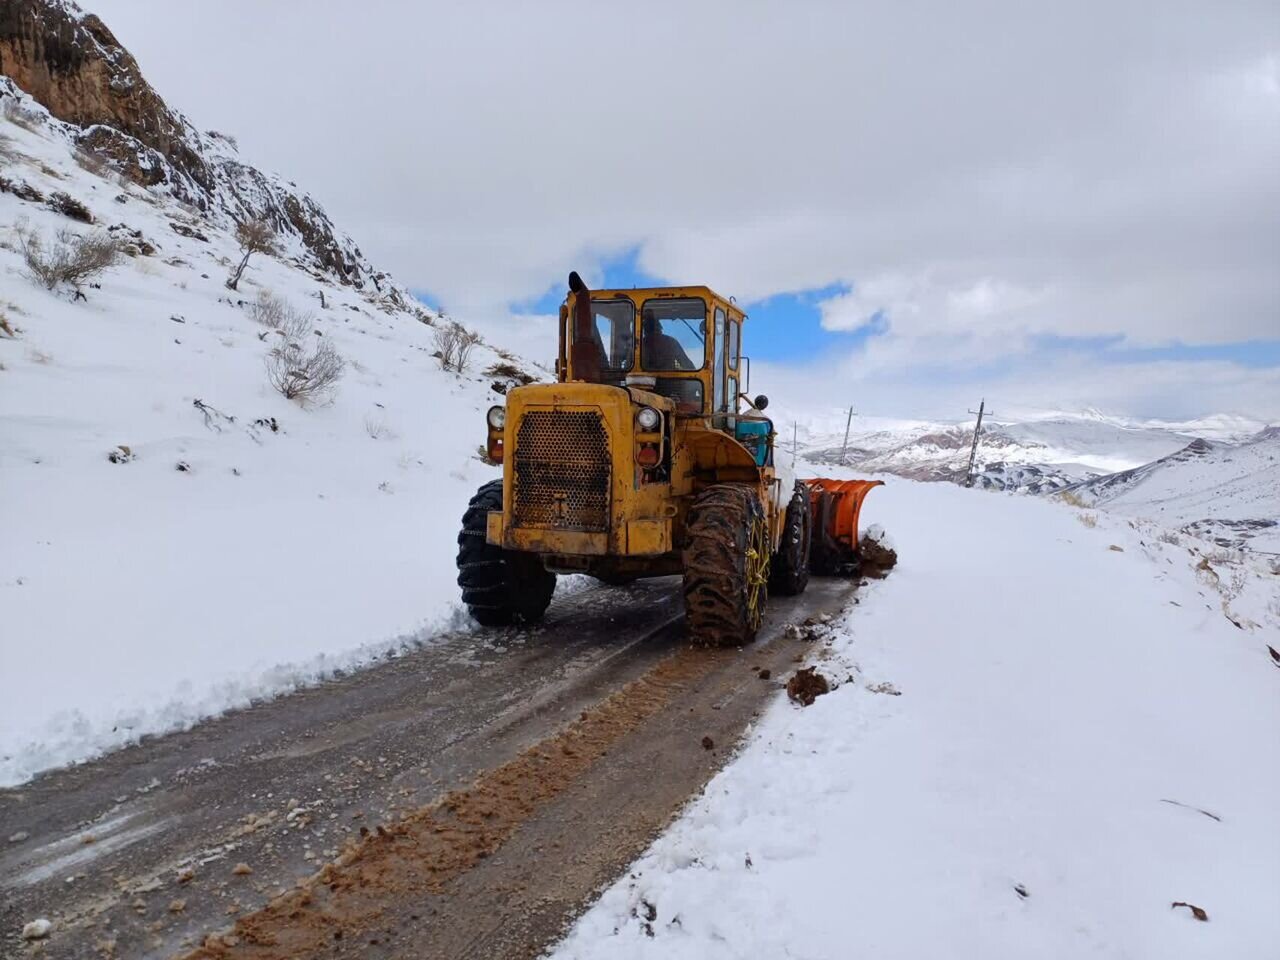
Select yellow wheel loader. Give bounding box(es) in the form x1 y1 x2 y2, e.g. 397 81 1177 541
456 272 880 646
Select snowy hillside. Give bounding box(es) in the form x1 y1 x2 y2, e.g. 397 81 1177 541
0 80 535 785
553 477 1280 960
1063 433 1280 553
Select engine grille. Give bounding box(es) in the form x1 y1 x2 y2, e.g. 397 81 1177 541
512 410 611 531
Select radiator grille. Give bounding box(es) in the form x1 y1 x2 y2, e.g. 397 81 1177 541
512 410 611 531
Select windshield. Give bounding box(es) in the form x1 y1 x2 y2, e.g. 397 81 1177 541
580 299 635 382
641 299 706 371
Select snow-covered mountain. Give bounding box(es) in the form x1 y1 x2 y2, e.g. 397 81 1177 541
793 407 1274 497
1062 431 1280 552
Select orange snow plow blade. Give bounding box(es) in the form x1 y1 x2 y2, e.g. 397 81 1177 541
804 478 885 575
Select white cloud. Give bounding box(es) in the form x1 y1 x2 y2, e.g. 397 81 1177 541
85 0 1280 413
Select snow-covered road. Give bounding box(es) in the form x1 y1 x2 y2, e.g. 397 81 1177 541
553 478 1280 959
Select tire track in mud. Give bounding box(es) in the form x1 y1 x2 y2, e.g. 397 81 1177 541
188 647 721 958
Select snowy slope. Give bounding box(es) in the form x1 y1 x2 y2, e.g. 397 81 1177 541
1063 433 1280 552
0 90 537 785
551 478 1280 960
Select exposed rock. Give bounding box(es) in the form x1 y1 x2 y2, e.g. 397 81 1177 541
0 0 382 288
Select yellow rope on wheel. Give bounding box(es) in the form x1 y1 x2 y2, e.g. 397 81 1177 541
745 516 770 630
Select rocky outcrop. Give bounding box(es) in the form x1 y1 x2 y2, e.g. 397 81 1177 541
0 0 379 288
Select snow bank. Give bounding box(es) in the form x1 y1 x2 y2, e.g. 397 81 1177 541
551 480 1280 959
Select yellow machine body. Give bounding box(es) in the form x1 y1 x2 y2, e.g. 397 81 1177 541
484 286 784 580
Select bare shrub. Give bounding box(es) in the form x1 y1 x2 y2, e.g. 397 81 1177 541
0 174 44 201
20 226 122 291
432 321 482 372
0 312 16 338
267 338 344 404
226 218 280 290
264 303 343 404
0 132 19 163
46 191 94 223
248 290 287 329
1077 512 1098 528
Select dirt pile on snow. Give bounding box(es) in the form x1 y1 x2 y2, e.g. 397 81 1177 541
859 524 899 578
786 667 829 706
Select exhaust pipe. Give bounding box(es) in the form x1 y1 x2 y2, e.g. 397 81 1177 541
568 271 602 382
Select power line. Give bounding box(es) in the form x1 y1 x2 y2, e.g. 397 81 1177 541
965 399 996 487
840 406 856 465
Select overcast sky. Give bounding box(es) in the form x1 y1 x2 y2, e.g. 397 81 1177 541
87 0 1279 419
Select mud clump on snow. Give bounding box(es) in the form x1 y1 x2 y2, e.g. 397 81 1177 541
858 535 898 578
786 667 830 707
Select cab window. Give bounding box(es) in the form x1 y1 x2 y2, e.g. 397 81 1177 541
641 299 706 371
653 379 704 415
713 308 726 412
727 319 740 371
581 299 635 380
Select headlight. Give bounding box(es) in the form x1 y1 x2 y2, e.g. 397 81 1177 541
636 406 661 431
487 405 506 429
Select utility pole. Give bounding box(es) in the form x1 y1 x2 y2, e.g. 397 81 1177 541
965 399 993 488
792 422 799 464
840 406 856 465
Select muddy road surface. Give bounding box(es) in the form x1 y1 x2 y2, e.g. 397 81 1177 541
2 577 857 959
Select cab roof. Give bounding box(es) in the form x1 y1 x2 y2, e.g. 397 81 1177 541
583 285 747 322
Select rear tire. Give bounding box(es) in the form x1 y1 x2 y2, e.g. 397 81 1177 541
682 485 770 647
457 479 556 626
769 481 812 596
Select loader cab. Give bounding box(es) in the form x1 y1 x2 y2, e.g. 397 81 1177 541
558 284 751 424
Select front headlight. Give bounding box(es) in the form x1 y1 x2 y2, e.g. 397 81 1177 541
487 405 506 429
636 406 661 431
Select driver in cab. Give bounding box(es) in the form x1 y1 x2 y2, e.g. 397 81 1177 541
642 310 696 371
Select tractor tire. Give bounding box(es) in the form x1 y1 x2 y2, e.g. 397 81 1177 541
682 484 770 647
456 479 556 627
769 480 812 596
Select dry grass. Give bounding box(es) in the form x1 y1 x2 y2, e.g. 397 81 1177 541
0 132 20 163
1077 512 1098 528
1056 489 1088 508
364 413 396 440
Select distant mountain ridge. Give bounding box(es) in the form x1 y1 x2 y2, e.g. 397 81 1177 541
796 409 1276 499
